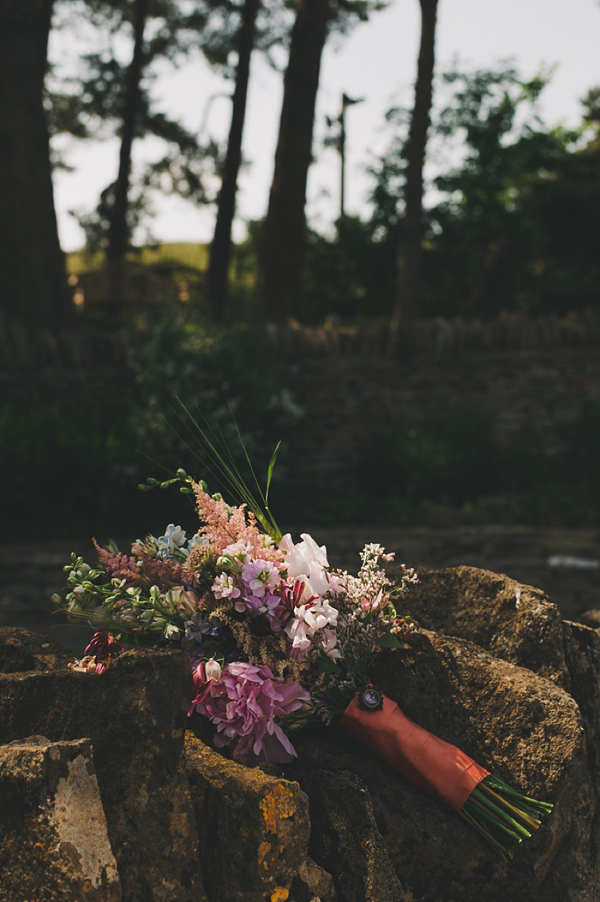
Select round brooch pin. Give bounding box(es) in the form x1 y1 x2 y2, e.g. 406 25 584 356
358 685 383 711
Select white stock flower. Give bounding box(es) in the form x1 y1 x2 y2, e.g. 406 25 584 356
284 600 339 652
320 627 340 658
280 533 330 598
285 618 311 652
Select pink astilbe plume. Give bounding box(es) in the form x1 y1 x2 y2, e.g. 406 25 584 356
94 543 141 585
136 552 199 591
94 543 197 591
192 482 283 562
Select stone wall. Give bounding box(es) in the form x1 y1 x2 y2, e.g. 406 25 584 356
2 309 600 486
283 316 600 484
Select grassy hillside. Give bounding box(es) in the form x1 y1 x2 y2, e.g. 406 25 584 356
66 242 211 275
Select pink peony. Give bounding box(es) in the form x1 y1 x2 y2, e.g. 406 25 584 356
190 661 309 765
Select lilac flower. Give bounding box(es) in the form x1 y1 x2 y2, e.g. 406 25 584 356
181 611 213 648
190 661 309 765
240 559 281 597
235 591 277 617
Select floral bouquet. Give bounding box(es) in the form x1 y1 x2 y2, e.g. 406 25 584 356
53 451 552 859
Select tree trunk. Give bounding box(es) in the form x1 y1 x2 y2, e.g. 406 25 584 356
207 0 260 322
391 0 439 336
106 0 148 262
0 0 72 329
255 0 332 323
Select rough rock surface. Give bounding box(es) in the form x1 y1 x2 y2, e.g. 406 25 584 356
186 733 311 901
287 626 586 902
290 857 337 902
394 565 570 686
290 759 407 902
0 625 73 673
0 736 121 902
0 646 206 902
2 562 600 901
284 565 600 902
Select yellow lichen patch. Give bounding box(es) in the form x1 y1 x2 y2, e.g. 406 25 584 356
260 784 296 835
257 840 271 866
270 888 289 902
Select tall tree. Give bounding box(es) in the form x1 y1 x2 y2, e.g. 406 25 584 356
0 0 72 328
51 0 214 257
391 0 439 335
364 64 599 320
255 0 334 323
206 0 261 321
256 0 383 323
106 0 149 261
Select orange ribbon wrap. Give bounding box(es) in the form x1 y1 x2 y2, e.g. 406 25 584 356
340 693 489 813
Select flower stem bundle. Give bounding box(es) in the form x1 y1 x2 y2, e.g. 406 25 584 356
461 775 553 858
341 690 552 858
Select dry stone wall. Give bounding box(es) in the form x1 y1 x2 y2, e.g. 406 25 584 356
2 309 600 487
289 346 600 480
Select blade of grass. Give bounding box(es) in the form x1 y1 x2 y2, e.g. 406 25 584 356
170 398 282 540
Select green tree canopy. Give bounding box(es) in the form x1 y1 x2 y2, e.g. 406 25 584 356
298 64 600 323
49 0 222 253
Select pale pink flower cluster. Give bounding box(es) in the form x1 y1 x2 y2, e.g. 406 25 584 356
212 573 241 601
213 541 283 619
332 544 397 618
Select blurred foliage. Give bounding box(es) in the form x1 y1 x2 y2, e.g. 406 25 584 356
298 216 393 323
65 65 600 327
0 394 152 543
278 401 600 530
294 64 600 324
3 374 600 541
122 305 302 479
0 307 302 543
349 402 600 528
14 59 598 542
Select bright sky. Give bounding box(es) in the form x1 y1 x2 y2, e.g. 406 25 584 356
51 0 600 252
